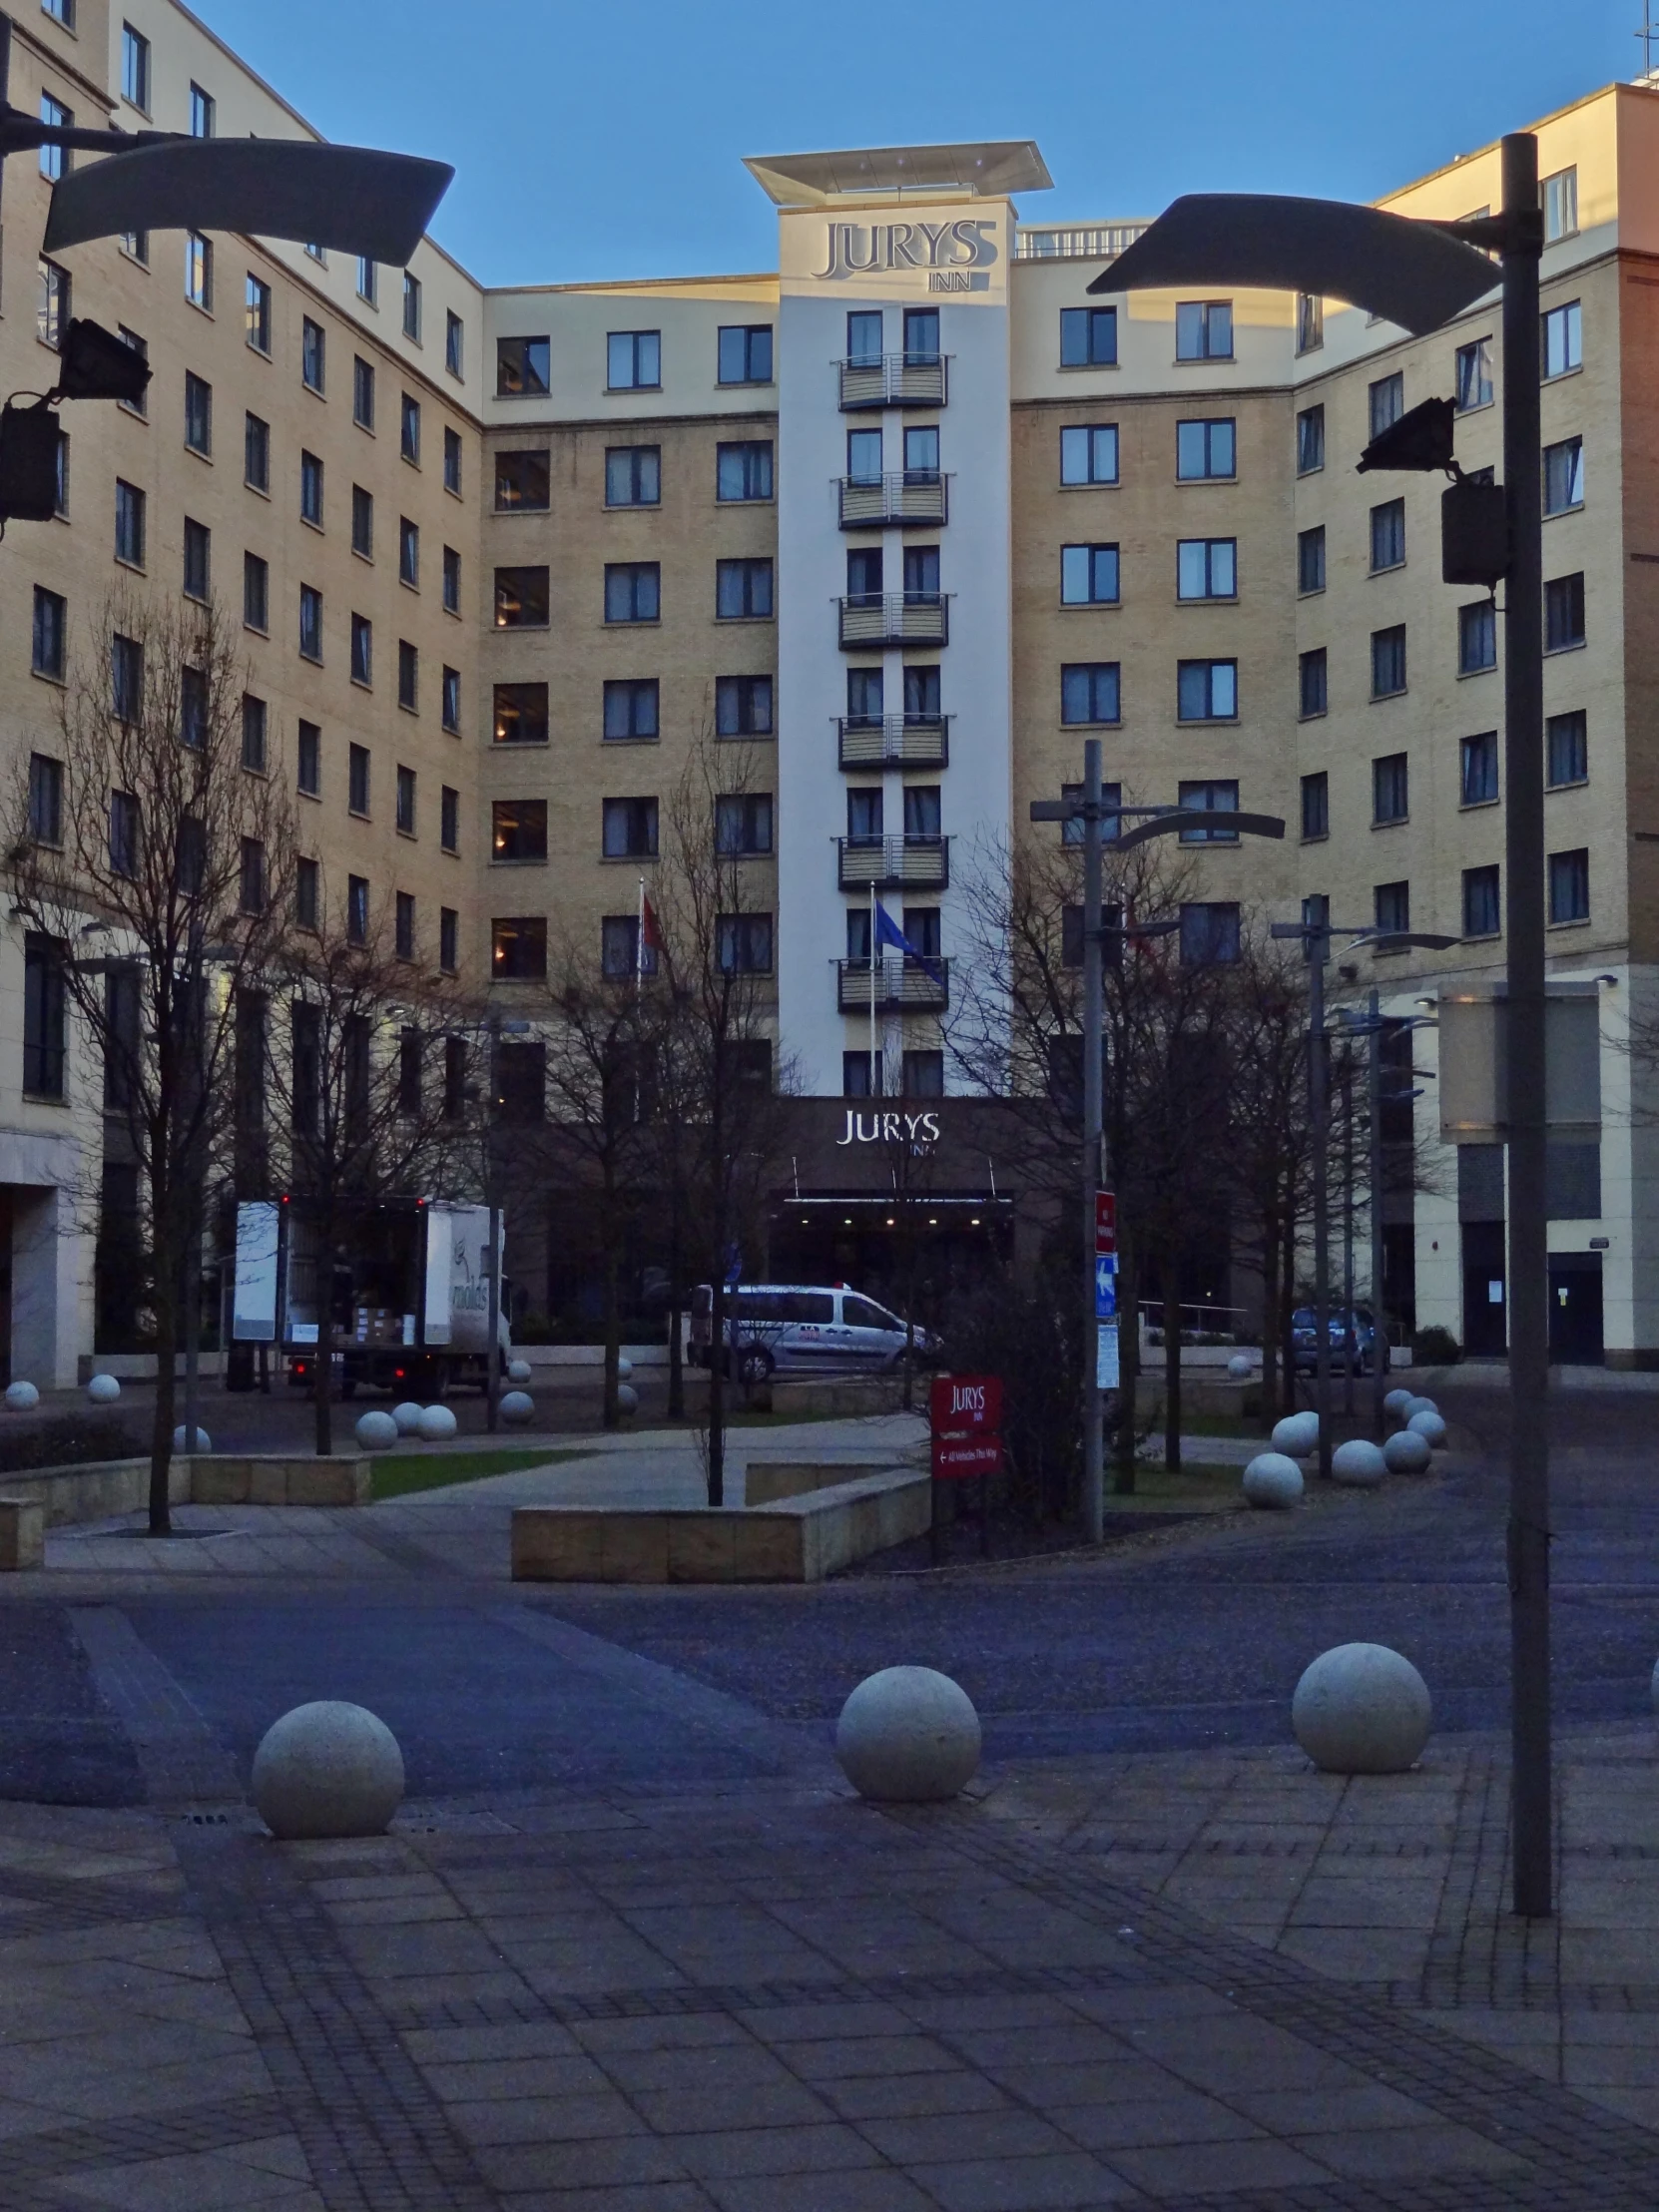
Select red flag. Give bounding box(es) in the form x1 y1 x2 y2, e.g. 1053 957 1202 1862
640 893 663 952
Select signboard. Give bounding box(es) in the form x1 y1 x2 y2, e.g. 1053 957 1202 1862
1097 1323 1120 1389
929 1373 1003 1482
1095 1191 1117 1255
1095 1258 1116 1321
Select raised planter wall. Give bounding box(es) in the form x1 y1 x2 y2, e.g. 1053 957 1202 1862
0 1452 368 1537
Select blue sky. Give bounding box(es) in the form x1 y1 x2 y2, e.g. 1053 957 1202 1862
197 0 1638 287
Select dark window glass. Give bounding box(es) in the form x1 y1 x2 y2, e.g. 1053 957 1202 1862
1459 599 1496 673
348 743 369 816
494 683 548 744
442 666 460 734
1461 730 1498 804
182 516 211 600
28 753 62 845
1372 625 1407 698
296 720 320 797
1545 572 1585 651
492 916 547 979
1060 544 1119 605
1179 903 1240 965
1297 404 1325 474
1176 418 1235 479
351 484 373 558
1543 436 1584 514
443 426 462 493
1177 780 1239 842
402 272 421 342
605 445 660 506
399 393 420 464
603 679 659 741
184 371 212 454
716 675 774 736
1301 772 1329 840
716 558 773 620
1374 879 1410 934
902 308 938 363
604 563 659 623
495 566 551 627
395 760 416 831
492 800 547 862
602 915 653 979
717 324 773 383
23 933 66 1097
1546 709 1587 787
715 793 773 855
110 789 141 878
602 797 659 858
243 411 269 491
350 612 372 686
243 552 269 632
111 632 141 720
1369 371 1403 437
1463 864 1501 936
496 335 550 395
442 547 460 613
398 516 418 588
346 875 368 945
1177 659 1238 720
1060 663 1120 724
180 665 207 748
441 786 459 852
1298 526 1326 595
241 693 267 772
1370 498 1405 572
1548 847 1589 922
1059 305 1117 366
717 913 773 973
717 441 774 501
295 857 318 928
1373 753 1409 824
32 589 65 680
240 835 266 915
495 450 551 510
440 909 458 974
298 584 322 661
1455 337 1493 410
300 317 324 393
352 356 375 429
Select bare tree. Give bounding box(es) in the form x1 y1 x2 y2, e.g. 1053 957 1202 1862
5 594 292 1531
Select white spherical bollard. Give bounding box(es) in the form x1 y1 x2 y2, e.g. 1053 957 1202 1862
615 1382 639 1415
1383 1386 1414 1421
1271 1411 1320 1458
1331 1438 1386 1489
172 1424 211 1453
498 1389 535 1425
1384 1428 1433 1474
1242 1452 1304 1509
1406 1408 1448 1449
3 1381 38 1411
1292 1643 1433 1774
87 1373 121 1405
354 1409 398 1450
416 1403 457 1441
391 1400 424 1437
1227 1353 1254 1381
1402 1394 1438 1421
251 1701 405 1841
506 1358 532 1385
616 1356 634 1381
835 1667 981 1802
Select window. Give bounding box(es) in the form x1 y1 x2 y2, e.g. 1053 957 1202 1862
244 410 269 492
1296 404 1325 475
1455 337 1492 411
401 271 421 343
42 0 73 26
299 585 322 662
440 909 459 975
37 257 69 348
1301 772 1329 840
1060 662 1120 725
1060 424 1118 485
243 551 269 632
190 81 216 136
1177 780 1239 842
1175 300 1233 359
50 427 69 521
347 744 370 816
1374 880 1410 934
240 276 272 360
117 327 148 417
398 515 418 587
496 566 552 627
445 310 463 378
299 449 323 527
1543 166 1578 243
1177 538 1236 599
1371 498 1405 572
1298 526 1326 595
604 679 659 741
399 393 420 464
844 309 883 367
1369 372 1404 438
240 837 266 916
716 675 774 737
304 243 326 269
716 558 773 620
607 329 661 389
351 484 373 559
718 914 774 973
1543 436 1584 514
902 307 939 365
442 546 460 616
444 426 461 495
350 614 372 686
294 857 318 928
32 588 66 680
114 479 146 566
23 934 66 1098
180 665 208 750
392 763 417 835
110 789 141 877
718 324 773 384
394 895 416 964
1061 544 1119 605
346 876 368 946
1301 649 1329 718
602 797 659 858
496 449 551 511
1296 292 1324 353
1541 301 1581 379
1372 625 1407 697
1546 709 1587 787
492 801 547 863
296 720 320 797
492 916 547 980
442 667 460 734
28 754 62 846
1463 864 1501 937
1373 753 1409 824
185 371 212 455
1179 903 1240 965
39 95 70 183
493 684 548 745
1459 599 1496 673
599 915 649 979
1059 305 1117 366
1545 572 1585 652
397 641 418 713
843 1051 881 1099
1177 659 1237 721
122 23 151 109
111 632 141 720
716 794 774 855
1176 417 1236 480
1461 729 1498 804
847 788 883 846
352 356 375 429
605 445 659 507
496 334 550 396
184 233 214 311
355 257 377 306
717 441 774 501
1548 847 1589 923
182 517 211 601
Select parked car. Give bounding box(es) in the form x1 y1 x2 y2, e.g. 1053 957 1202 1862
1291 1306 1391 1377
689 1283 941 1384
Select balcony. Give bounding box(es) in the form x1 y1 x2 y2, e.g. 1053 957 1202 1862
838 592 948 649
837 955 949 1014
838 352 949 410
838 471 948 529
837 715 950 771
837 835 949 891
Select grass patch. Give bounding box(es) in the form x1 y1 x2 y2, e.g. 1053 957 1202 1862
370 1446 585 1500
1105 1460 1243 1511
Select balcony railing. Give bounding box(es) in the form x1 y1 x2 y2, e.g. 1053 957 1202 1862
836 835 949 890
837 715 950 771
838 352 948 410
837 471 948 529
838 592 948 649
837 955 949 1014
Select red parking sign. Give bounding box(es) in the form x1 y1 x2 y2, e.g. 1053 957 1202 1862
1095 1191 1116 1255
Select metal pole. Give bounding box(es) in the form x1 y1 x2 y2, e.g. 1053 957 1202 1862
1310 931 1332 1478
1501 129 1552 1919
485 1014 501 1433
1080 737 1105 1543
1342 1056 1355 1418
1370 988 1387 1442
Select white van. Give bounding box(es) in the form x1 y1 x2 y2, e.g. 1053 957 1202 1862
689 1283 939 1384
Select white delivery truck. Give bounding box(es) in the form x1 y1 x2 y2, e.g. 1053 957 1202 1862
233 1197 510 1397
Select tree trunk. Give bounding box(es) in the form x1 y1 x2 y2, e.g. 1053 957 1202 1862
313 1292 334 1456
149 1275 178 1534
707 1266 726 1506
1259 1210 1280 1430
666 1192 684 1421
1279 1210 1298 1414
1163 1267 1182 1472
1112 1236 1138 1496
602 1241 621 1430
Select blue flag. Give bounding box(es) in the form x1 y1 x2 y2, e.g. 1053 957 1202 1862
873 899 944 986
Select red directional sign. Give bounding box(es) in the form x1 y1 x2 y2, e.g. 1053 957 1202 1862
929 1374 1003 1481
932 1435 1002 1479
1095 1191 1117 1256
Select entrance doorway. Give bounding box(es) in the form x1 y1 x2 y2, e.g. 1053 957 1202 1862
1549 1251 1604 1365
1461 1221 1506 1357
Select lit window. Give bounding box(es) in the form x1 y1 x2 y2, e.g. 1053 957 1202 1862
496 566 552 627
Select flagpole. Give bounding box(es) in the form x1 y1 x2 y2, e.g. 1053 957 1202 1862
869 880 877 1098
637 874 645 998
